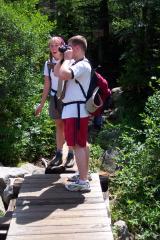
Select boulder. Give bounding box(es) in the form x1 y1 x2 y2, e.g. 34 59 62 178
114 220 134 240
111 87 123 103
0 196 6 215
20 163 45 175
102 149 119 173
0 163 44 209
0 167 28 196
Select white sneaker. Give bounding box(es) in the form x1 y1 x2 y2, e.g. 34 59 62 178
65 180 91 192
67 172 92 182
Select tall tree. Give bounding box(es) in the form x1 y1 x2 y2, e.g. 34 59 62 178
108 0 160 90
52 0 110 66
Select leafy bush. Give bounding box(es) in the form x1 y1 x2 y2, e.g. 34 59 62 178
0 0 55 165
89 144 103 172
97 123 121 150
110 90 160 239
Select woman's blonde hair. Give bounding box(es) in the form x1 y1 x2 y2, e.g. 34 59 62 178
48 36 65 47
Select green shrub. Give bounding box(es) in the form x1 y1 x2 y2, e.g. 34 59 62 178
0 0 55 165
110 90 160 239
89 144 103 172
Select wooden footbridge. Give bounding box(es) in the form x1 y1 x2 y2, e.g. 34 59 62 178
5 173 113 240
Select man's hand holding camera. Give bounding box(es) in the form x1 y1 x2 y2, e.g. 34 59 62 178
59 44 73 61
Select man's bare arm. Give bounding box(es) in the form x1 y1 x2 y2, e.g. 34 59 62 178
59 60 72 80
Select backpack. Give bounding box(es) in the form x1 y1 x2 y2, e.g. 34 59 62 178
76 68 111 116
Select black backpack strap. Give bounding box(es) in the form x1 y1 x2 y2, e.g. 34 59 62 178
47 60 52 95
47 60 58 108
75 70 94 98
47 60 52 81
51 89 57 94
72 58 92 99
75 79 87 99
47 60 57 91
75 66 95 100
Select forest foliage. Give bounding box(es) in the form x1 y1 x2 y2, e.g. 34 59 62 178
0 0 56 165
0 0 160 239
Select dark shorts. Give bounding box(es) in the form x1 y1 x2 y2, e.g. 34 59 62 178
63 117 89 147
49 96 63 119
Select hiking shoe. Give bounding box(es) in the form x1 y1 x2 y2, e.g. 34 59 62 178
64 152 75 168
48 151 62 167
65 180 91 192
67 172 92 182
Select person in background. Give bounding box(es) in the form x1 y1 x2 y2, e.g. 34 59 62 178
35 36 74 168
57 35 91 192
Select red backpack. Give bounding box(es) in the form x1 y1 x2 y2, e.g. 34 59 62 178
76 69 111 116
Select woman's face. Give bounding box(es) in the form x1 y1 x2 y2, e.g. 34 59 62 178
49 38 63 60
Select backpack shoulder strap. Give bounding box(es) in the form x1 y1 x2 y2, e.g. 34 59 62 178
75 79 87 99
47 60 58 95
47 59 57 79
47 60 52 81
73 58 94 99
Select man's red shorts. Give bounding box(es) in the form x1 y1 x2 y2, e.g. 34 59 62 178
63 117 89 147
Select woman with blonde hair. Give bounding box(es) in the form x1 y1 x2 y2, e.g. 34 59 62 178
35 36 74 168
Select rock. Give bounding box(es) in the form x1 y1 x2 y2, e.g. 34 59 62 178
111 87 123 102
102 149 119 173
108 87 124 121
0 164 44 209
13 178 24 197
2 177 24 207
0 162 45 212
2 178 15 207
0 167 28 197
114 220 130 240
0 178 6 196
20 163 45 175
0 196 6 215
0 167 28 183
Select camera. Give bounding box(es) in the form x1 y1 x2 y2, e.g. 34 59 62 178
58 44 70 53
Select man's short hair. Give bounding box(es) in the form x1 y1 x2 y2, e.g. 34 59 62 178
68 35 87 52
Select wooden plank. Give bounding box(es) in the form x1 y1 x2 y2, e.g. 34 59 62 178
16 202 106 212
18 189 103 198
6 173 113 240
21 173 99 181
16 173 103 204
0 230 7 240
18 182 102 192
24 173 99 179
7 232 114 240
0 199 16 230
0 217 11 230
16 197 104 206
13 208 108 219
20 177 99 185
7 223 111 235
9 216 110 226
20 180 100 187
